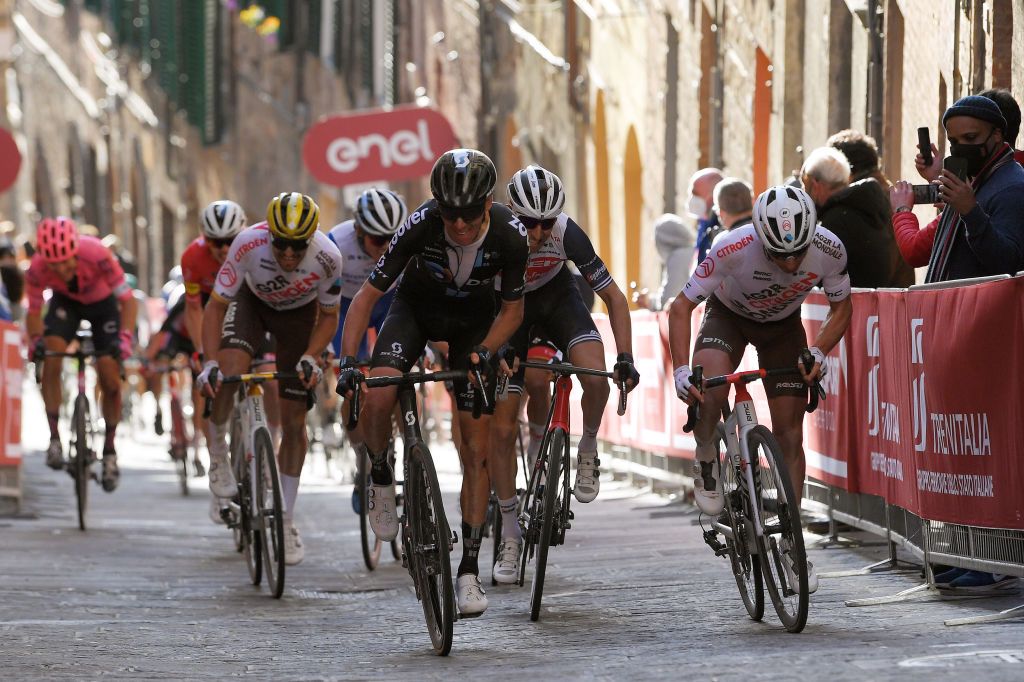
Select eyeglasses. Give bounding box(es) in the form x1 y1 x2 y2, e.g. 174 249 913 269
209 237 235 249
271 236 310 253
519 216 557 231
437 203 486 223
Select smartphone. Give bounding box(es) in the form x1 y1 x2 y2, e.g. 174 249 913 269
943 155 969 180
911 184 939 204
917 127 933 166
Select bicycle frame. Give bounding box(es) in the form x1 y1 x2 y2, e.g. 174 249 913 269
710 381 765 545
227 375 273 524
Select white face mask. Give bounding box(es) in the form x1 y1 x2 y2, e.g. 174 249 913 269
686 194 708 219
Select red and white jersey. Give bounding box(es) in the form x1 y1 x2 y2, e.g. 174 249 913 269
682 225 850 322
180 237 221 303
213 223 344 311
25 236 131 314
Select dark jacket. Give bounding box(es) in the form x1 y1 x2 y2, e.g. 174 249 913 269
820 178 915 288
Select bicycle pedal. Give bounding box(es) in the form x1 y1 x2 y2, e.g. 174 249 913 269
702 529 727 554
568 510 575 520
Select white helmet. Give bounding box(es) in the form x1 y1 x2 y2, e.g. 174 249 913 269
752 186 817 255
506 165 565 220
201 200 247 240
354 188 408 237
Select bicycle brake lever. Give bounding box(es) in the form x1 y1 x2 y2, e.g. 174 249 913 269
347 383 361 431
682 366 703 433
616 380 626 416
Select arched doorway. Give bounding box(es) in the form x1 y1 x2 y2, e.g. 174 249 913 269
623 126 642 298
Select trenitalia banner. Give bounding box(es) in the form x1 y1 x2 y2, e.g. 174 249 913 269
591 276 1024 529
302 106 460 186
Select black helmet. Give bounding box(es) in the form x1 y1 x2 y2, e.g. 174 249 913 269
429 149 497 208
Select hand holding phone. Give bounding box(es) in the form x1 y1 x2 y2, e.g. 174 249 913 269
917 127 933 166
942 155 969 180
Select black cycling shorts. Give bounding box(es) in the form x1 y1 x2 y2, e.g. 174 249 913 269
507 267 601 393
372 292 499 414
157 329 195 360
43 292 121 355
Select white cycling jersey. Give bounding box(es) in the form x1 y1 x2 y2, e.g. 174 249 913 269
327 220 380 299
496 212 612 294
682 224 850 322
213 223 344 310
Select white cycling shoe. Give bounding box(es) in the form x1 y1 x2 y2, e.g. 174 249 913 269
208 495 227 525
492 537 523 585
780 538 818 593
572 452 601 503
692 457 724 515
456 573 488 617
207 450 238 498
285 525 305 566
367 482 399 542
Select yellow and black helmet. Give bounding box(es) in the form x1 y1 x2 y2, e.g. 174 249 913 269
266 192 320 241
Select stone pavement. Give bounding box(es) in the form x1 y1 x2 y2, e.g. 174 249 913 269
2 388 1024 680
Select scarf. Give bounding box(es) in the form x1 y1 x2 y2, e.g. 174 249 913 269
925 144 1016 282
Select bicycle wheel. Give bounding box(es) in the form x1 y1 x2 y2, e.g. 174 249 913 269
357 448 384 570
749 425 808 633
255 428 286 598
170 395 189 496
405 443 454 656
716 423 763 621
71 395 91 532
234 434 262 585
489 495 503 586
530 427 567 622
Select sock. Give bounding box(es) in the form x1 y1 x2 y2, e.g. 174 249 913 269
498 496 522 541
527 422 545 460
369 448 393 485
207 420 229 457
578 425 600 454
695 440 717 463
280 473 300 526
457 522 483 576
47 413 60 441
103 420 117 454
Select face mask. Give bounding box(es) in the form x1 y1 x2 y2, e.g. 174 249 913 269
949 128 995 177
686 195 708 219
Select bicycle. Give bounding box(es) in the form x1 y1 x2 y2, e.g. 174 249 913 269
149 357 203 495
683 350 823 633
205 370 304 599
34 331 120 531
516 360 627 621
348 367 468 656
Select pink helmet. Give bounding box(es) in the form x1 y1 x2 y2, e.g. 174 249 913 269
36 217 80 263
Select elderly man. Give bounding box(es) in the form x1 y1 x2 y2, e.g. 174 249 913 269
712 177 754 232
686 167 724 263
801 146 910 288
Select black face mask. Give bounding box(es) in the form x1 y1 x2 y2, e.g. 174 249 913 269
949 127 996 177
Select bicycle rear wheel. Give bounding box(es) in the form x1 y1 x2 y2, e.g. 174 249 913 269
72 395 91 532
356 448 385 570
749 425 808 633
235 434 261 585
716 423 763 621
255 428 286 598
489 494 503 586
405 443 454 656
170 395 189 496
530 427 567 622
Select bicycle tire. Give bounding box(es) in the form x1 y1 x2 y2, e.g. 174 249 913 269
255 428 286 598
490 495 503 586
517 439 546 588
406 443 454 656
171 395 189 496
749 425 809 633
72 395 91 532
357 449 384 570
228 412 246 554
530 427 567 622
235 438 261 584
716 423 764 621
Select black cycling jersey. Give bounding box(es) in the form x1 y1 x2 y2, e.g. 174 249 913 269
368 199 528 305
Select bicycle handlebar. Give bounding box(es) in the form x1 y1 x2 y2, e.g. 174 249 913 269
518 360 629 416
347 369 469 430
202 371 312 418
34 346 121 384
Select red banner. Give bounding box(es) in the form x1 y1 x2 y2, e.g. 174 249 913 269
0 321 23 466
302 106 459 187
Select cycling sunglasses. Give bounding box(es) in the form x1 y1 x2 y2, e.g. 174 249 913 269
519 216 557 231
209 237 235 249
766 245 809 261
437 203 486 223
363 232 392 248
271 236 310 252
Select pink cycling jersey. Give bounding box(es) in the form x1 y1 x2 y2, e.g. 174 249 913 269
25 235 132 314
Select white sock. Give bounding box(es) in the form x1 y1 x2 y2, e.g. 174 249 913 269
498 496 522 541
527 422 545 459
207 420 228 458
578 425 599 454
695 441 717 463
281 474 300 526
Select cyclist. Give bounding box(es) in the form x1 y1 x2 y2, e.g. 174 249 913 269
26 217 138 491
336 149 528 617
488 165 639 584
197 192 343 566
668 185 853 593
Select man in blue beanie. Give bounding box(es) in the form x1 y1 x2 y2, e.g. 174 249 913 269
890 94 1024 283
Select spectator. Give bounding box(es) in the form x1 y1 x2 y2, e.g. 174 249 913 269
711 177 753 231
802 145 913 288
979 88 1024 166
891 94 1024 283
1 264 25 322
686 167 724 263
633 213 696 311
828 129 893 187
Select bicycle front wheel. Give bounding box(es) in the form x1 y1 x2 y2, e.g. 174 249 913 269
235 432 261 585
255 429 286 598
406 443 454 656
356 448 384 570
530 427 567 622
72 395 91 532
717 423 763 621
170 395 189 496
750 425 808 633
